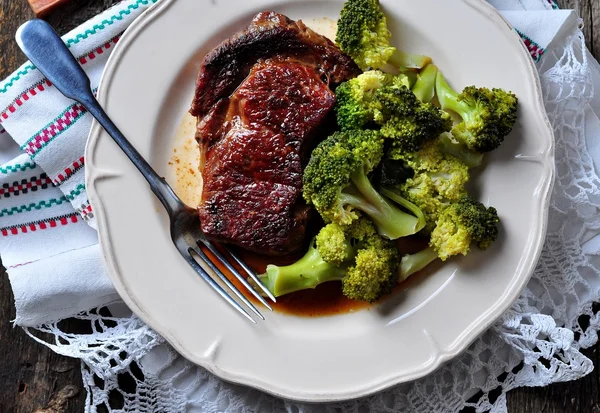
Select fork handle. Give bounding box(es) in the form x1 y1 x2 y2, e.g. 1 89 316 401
16 19 184 215
83 98 184 214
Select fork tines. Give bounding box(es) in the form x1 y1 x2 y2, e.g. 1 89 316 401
191 240 276 322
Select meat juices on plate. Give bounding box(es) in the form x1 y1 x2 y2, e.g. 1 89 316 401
190 12 360 255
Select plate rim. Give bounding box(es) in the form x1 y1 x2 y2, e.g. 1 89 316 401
86 0 556 402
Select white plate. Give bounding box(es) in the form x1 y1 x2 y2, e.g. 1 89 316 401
86 0 554 402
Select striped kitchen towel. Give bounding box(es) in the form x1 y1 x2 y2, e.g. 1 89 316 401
0 0 159 325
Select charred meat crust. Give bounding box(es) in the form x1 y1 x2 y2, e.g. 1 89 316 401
190 11 360 118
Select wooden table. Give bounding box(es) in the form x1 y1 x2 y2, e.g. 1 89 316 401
0 0 598 411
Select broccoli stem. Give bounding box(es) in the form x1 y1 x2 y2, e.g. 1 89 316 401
403 71 418 89
412 64 438 103
344 168 424 240
399 247 439 281
388 50 432 71
380 187 426 231
260 241 346 297
437 133 483 168
435 72 471 121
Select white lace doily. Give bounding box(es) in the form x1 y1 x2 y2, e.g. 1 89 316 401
24 25 600 413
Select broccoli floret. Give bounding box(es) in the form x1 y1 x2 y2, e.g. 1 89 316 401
343 231 400 302
334 70 447 146
315 217 375 265
260 238 346 297
260 218 400 302
315 222 354 266
374 83 452 153
398 197 500 280
430 197 499 259
303 130 425 239
335 70 392 131
435 72 518 163
335 0 431 71
385 141 470 232
335 70 412 131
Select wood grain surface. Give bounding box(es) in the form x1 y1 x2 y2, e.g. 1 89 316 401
0 0 598 412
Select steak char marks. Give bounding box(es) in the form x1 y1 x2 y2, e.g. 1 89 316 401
192 12 360 255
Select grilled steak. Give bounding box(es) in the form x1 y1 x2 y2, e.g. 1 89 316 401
192 12 360 255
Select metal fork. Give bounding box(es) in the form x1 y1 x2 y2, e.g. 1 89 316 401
16 19 275 323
